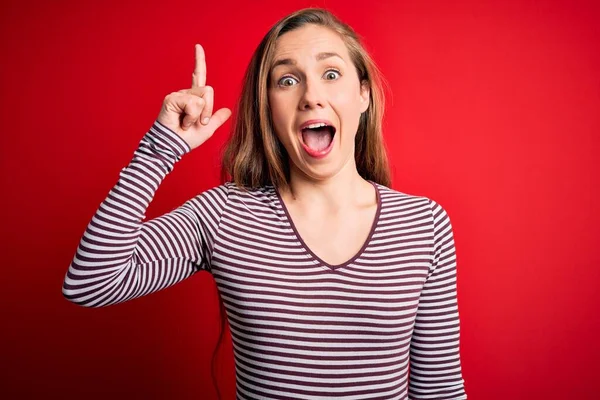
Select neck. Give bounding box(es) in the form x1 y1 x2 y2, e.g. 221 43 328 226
281 157 373 212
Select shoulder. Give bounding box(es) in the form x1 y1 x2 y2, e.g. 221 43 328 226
185 182 274 224
372 182 451 225
191 183 230 210
219 182 276 203
372 181 431 209
198 182 278 208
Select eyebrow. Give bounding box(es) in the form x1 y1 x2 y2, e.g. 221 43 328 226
271 52 344 70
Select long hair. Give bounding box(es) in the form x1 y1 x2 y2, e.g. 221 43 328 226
211 8 392 399
221 7 391 190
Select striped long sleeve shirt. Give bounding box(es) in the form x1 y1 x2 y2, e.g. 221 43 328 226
62 120 467 400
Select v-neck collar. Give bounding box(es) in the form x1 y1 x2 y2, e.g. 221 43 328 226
273 180 382 271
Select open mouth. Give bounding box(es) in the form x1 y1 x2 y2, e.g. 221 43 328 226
300 122 337 153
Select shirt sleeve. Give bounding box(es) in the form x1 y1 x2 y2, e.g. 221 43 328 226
62 120 229 308
408 199 467 399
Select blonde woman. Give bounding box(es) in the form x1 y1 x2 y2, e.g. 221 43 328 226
63 8 467 400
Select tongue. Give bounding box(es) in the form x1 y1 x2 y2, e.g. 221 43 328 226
302 127 332 151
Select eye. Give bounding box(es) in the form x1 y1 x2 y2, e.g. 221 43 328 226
278 76 298 87
324 69 341 80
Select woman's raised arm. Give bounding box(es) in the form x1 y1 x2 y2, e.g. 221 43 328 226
62 44 231 307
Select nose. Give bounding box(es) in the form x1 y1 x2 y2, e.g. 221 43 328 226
298 77 325 110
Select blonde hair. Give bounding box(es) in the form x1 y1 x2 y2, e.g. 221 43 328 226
221 7 391 189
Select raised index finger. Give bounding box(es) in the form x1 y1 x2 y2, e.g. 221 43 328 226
192 44 206 88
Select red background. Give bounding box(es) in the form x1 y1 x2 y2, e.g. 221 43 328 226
1 0 598 398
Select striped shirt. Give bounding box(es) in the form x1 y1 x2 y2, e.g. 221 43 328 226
62 120 467 400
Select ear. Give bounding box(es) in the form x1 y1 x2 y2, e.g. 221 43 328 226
359 80 370 113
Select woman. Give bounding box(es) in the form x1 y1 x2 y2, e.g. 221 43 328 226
63 7 467 400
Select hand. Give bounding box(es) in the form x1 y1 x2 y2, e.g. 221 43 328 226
156 44 232 150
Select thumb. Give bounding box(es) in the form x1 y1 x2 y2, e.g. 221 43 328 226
204 107 232 134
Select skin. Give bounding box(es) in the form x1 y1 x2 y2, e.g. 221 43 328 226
268 24 379 266
160 36 379 266
157 44 231 150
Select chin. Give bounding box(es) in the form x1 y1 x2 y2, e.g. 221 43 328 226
286 137 355 182
295 157 349 182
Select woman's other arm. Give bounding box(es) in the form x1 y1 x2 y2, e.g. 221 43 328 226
408 199 467 399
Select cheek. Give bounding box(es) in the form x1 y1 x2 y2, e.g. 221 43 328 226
268 95 283 132
268 93 293 146
332 85 363 114
331 89 363 133
268 94 290 127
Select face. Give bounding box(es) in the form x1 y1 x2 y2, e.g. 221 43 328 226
267 24 370 182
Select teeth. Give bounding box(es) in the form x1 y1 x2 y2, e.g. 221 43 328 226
304 122 328 129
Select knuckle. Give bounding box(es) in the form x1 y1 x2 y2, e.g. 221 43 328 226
187 103 198 115
165 92 182 103
191 100 203 113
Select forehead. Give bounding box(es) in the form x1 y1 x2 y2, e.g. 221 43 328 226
273 24 348 60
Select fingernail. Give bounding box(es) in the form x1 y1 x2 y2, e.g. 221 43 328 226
202 117 210 125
